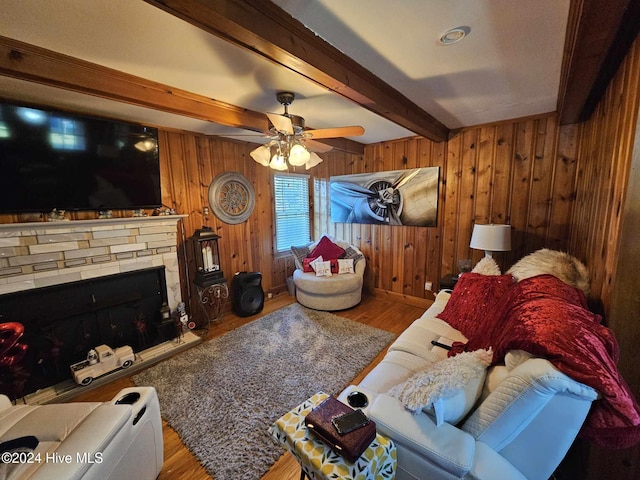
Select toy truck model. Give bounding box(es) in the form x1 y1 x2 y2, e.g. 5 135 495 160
70 344 135 386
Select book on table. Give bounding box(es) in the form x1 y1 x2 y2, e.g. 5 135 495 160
304 396 376 463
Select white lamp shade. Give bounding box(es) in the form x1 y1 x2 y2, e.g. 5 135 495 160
305 151 323 170
250 145 271 166
470 224 511 256
288 144 311 166
269 153 288 170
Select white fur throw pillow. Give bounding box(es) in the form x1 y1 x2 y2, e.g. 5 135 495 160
388 349 493 426
507 248 590 294
471 257 501 275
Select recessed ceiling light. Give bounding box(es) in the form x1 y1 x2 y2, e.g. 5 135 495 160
439 26 471 45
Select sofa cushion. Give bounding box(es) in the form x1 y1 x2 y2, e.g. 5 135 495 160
388 349 493 426
309 236 346 261
436 273 514 340
390 322 460 362
0 403 101 440
0 402 129 480
359 351 431 393
0 435 39 480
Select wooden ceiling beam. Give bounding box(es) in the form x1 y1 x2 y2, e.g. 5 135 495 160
0 35 270 133
144 0 450 142
558 0 640 124
313 137 365 155
0 35 365 154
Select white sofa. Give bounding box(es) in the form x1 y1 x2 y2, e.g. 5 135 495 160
0 386 163 480
293 240 365 311
339 290 598 480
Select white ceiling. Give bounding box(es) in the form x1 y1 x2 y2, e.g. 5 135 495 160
0 0 570 145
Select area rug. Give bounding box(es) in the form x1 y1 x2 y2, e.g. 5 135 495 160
132 303 396 480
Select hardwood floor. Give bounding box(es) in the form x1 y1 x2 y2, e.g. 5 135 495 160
70 293 427 479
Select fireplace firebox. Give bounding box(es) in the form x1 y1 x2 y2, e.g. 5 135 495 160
0 267 176 400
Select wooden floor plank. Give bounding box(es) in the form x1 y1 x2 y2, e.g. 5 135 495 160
69 293 426 479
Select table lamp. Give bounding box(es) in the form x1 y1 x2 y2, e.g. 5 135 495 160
470 224 511 258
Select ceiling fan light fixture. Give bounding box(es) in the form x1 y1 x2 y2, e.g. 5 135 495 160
269 153 288 171
305 151 323 170
249 91 362 170
439 26 470 45
250 144 271 166
288 143 311 166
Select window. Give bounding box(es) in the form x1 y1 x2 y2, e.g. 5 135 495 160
273 173 311 253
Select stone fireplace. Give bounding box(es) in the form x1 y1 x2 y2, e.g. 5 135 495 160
0 216 185 303
0 215 196 403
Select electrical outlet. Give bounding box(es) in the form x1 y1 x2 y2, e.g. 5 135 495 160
425 281 432 291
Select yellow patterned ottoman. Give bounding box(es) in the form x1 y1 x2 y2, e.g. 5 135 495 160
270 392 396 480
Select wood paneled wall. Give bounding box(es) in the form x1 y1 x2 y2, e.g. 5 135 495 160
0 114 582 321
311 115 580 304
569 36 640 315
567 34 640 480
157 132 285 325
310 139 445 303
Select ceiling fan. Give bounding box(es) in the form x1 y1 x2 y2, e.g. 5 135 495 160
247 92 364 170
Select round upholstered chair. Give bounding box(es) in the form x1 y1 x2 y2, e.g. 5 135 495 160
292 239 365 311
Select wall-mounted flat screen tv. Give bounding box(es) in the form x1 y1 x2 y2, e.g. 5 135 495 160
0 100 161 213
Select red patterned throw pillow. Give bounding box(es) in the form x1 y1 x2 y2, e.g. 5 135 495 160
436 273 514 340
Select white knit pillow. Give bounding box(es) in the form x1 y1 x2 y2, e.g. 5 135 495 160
388 349 493 426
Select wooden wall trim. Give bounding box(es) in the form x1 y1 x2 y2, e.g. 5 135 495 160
371 288 433 310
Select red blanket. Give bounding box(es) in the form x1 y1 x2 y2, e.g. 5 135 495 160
458 274 640 449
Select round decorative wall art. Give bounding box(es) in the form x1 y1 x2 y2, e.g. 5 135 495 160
208 172 255 224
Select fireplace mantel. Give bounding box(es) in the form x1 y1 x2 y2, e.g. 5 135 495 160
0 215 187 309
0 215 187 232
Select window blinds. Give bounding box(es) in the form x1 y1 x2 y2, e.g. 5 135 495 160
273 173 311 252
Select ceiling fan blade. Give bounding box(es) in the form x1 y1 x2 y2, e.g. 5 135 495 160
305 139 333 153
266 113 294 135
214 133 271 137
305 126 364 139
